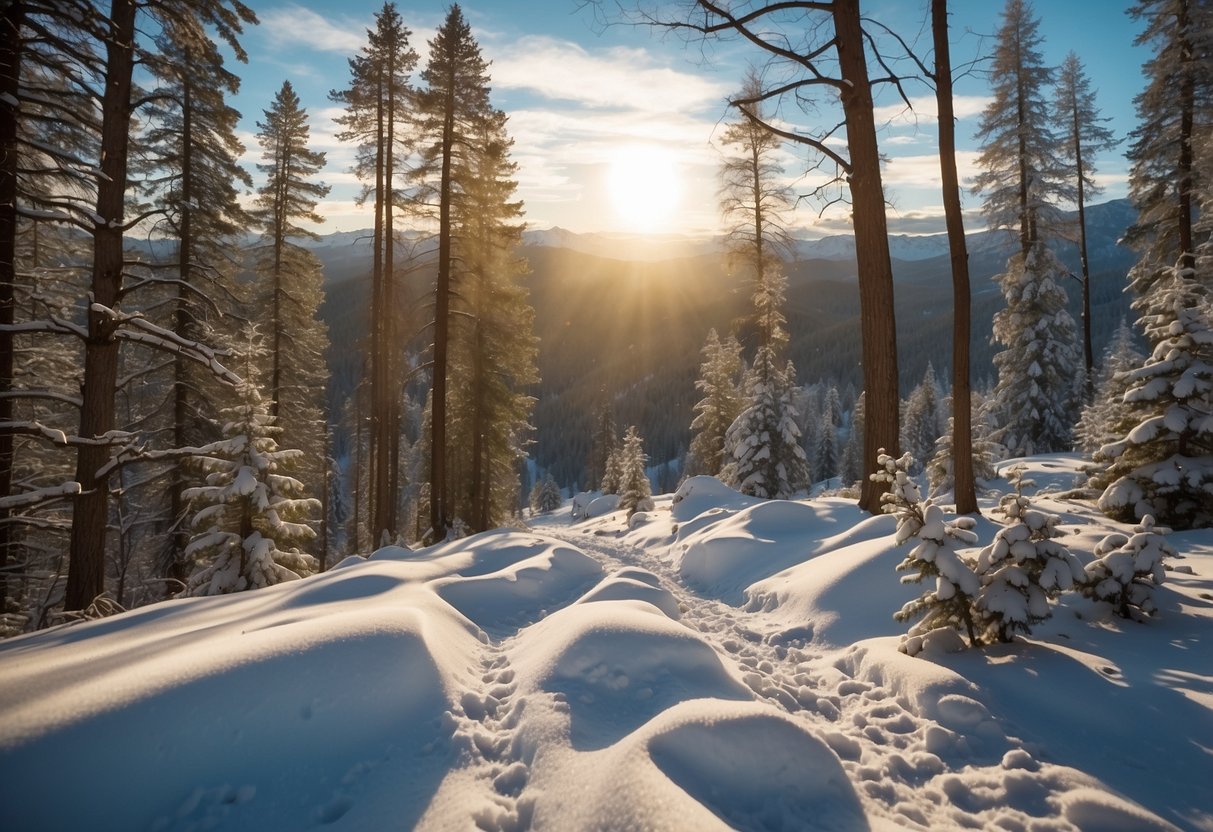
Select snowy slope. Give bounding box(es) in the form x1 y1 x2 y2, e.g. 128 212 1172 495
1 456 1210 831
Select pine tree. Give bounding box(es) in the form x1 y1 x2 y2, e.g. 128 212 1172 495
616 426 654 517
1093 0 1213 530
331 2 418 543
974 0 1082 457
413 3 493 537
444 108 538 532
183 331 319 596
687 329 743 477
1082 514 1174 620
901 363 943 475
601 444 623 495
839 391 866 488
873 452 981 652
927 395 997 499
722 351 809 499
250 80 332 541
588 396 618 488
1074 319 1144 455
815 411 839 484
973 470 1085 643
529 473 562 515
1052 52 1118 389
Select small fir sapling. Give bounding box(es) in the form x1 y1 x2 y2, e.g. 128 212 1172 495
873 452 981 652
616 426 654 517
1083 514 1175 620
973 468 1085 642
529 474 563 515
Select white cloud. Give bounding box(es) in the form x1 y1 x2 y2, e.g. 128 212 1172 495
881 150 982 189
491 36 729 113
258 5 366 54
873 94 991 127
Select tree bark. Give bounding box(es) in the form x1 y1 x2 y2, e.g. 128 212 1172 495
1072 99 1094 396
370 66 390 544
1175 0 1195 273
834 0 900 514
0 1 25 612
932 0 977 515
65 0 137 611
430 60 456 538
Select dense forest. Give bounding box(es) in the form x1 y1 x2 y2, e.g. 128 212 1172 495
1 0 1209 636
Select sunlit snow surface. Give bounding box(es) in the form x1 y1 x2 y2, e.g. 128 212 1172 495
2 456 1211 831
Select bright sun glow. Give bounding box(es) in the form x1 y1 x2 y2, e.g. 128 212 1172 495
606 145 682 232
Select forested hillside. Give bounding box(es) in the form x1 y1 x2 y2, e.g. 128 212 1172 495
315 199 1138 488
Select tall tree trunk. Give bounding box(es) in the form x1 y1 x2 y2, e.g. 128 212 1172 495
1175 0 1195 273
0 2 25 612
1072 101 1094 396
834 0 900 514
168 77 194 585
65 0 137 611
430 65 456 537
370 69 390 544
932 0 977 515
469 314 486 531
270 132 286 419
383 53 398 534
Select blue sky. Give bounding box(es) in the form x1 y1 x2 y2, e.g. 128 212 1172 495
226 1 1149 236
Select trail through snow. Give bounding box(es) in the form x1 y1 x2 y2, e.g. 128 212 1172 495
1 458 1210 831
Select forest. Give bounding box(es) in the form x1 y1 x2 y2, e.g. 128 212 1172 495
1 0 1210 639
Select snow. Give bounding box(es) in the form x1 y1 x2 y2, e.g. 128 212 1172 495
2 458 1211 830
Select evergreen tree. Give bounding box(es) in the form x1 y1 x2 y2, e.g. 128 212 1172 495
1093 0 1213 530
529 473 562 515
973 0 1081 456
1082 514 1174 621
722 351 809 499
601 443 623 495
183 333 319 596
444 108 538 532
839 391 866 488
1052 52 1118 388
986 245 1083 456
1094 288 1213 527
873 452 981 652
901 363 943 475
331 2 418 543
927 395 998 499
687 329 743 477
814 411 839 484
588 396 618 488
616 426 654 517
413 3 493 536
1074 319 1144 455
973 470 1085 643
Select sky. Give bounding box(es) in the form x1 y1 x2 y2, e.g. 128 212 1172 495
224 1 1151 238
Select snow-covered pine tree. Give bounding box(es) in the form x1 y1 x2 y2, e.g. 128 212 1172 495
901 363 944 476
973 0 1082 456
530 473 562 515
839 391 866 489
184 332 319 596
815 410 839 484
987 245 1083 456
973 469 1085 642
616 426 654 517
1082 514 1174 620
1074 319 1145 455
601 443 623 495
927 394 998 499
722 352 809 499
873 452 981 652
1091 0 1213 530
1094 284 1213 527
687 328 743 477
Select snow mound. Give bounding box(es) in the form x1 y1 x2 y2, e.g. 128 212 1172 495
670 475 760 523
0 565 482 831
575 568 681 620
434 540 603 634
587 494 620 518
647 701 866 831
512 601 750 750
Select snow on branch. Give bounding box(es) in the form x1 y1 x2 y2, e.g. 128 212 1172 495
0 482 82 511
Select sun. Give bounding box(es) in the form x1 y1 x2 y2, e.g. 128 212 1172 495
606 145 682 232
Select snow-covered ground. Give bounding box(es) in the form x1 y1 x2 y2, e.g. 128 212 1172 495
2 455 1211 831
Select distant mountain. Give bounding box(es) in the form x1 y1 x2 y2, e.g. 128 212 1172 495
310 199 1139 488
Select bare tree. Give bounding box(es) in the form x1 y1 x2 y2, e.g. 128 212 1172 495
595 0 903 512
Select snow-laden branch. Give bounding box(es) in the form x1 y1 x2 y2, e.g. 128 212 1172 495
0 482 82 511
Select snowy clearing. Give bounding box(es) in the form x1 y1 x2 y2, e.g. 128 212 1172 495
1 456 1211 831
